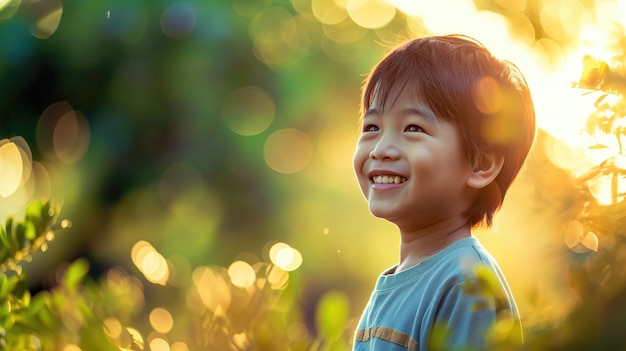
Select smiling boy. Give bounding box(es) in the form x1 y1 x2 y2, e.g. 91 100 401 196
352 35 536 350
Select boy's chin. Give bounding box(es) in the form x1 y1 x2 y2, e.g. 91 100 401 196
368 206 399 222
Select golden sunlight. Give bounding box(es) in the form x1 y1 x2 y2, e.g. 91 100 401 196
312 0 347 25
0 141 23 198
269 242 303 272
170 342 190 351
192 266 232 312
227 260 256 288
149 337 170 351
62 344 81 351
149 307 174 334
103 317 123 339
347 0 396 29
131 240 170 286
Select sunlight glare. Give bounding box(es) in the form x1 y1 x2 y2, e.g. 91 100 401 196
103 317 123 339
131 240 170 286
228 260 256 288
269 242 303 271
126 328 144 349
149 307 174 334
150 337 170 351
0 141 23 198
347 0 396 29
192 266 232 312
586 172 626 205
312 0 347 25
62 344 81 351
266 264 289 289
171 342 190 351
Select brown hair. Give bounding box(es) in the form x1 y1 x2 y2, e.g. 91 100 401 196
362 34 536 227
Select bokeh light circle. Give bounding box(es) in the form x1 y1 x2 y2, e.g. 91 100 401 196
347 0 396 29
312 0 347 25
0 141 23 197
221 86 275 136
149 307 174 334
264 128 313 174
228 260 256 288
269 242 303 272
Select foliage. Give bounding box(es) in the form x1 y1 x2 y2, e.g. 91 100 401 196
515 22 626 351
0 200 116 350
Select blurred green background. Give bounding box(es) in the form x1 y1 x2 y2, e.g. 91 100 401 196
2 0 626 349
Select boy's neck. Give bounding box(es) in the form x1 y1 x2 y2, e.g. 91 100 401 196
395 216 472 273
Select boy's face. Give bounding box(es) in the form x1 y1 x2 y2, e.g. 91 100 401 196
353 89 476 231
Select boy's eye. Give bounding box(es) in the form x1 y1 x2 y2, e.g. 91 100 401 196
404 124 424 133
363 124 379 132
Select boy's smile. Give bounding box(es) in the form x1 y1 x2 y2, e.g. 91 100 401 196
353 89 475 231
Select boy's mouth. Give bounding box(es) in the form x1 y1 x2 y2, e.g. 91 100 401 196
371 175 407 184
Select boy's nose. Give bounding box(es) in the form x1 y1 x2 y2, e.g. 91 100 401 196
369 134 400 160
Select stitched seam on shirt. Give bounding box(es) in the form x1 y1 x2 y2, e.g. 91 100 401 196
355 327 419 351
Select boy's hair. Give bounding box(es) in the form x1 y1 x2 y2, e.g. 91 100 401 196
361 34 536 227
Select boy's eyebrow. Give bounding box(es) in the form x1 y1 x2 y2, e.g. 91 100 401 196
364 106 437 122
399 106 437 122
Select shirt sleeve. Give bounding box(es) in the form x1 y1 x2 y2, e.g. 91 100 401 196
429 281 496 351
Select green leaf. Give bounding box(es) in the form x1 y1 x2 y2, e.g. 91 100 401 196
23 221 36 242
64 259 90 292
0 275 6 298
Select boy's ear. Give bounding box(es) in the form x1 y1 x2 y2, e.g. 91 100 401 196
466 148 505 189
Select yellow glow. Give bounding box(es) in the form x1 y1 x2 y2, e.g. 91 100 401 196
232 332 250 350
264 129 313 174
171 342 190 351
544 136 593 175
619 0 626 26
126 328 144 349
322 19 367 44
192 266 232 312
228 260 256 288
131 241 170 286
221 86 275 136
32 6 63 39
0 141 23 197
273 246 303 272
347 0 396 29
266 264 289 289
0 0 11 11
149 337 170 351
495 0 526 12
61 219 72 229
103 317 123 338
312 0 347 25
564 221 584 248
62 344 81 351
149 307 174 334
269 242 290 264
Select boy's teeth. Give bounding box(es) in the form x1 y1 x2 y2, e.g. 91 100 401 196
373 175 407 184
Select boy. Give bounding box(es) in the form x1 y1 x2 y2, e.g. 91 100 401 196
352 35 535 351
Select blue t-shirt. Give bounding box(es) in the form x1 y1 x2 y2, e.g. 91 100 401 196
353 237 521 351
